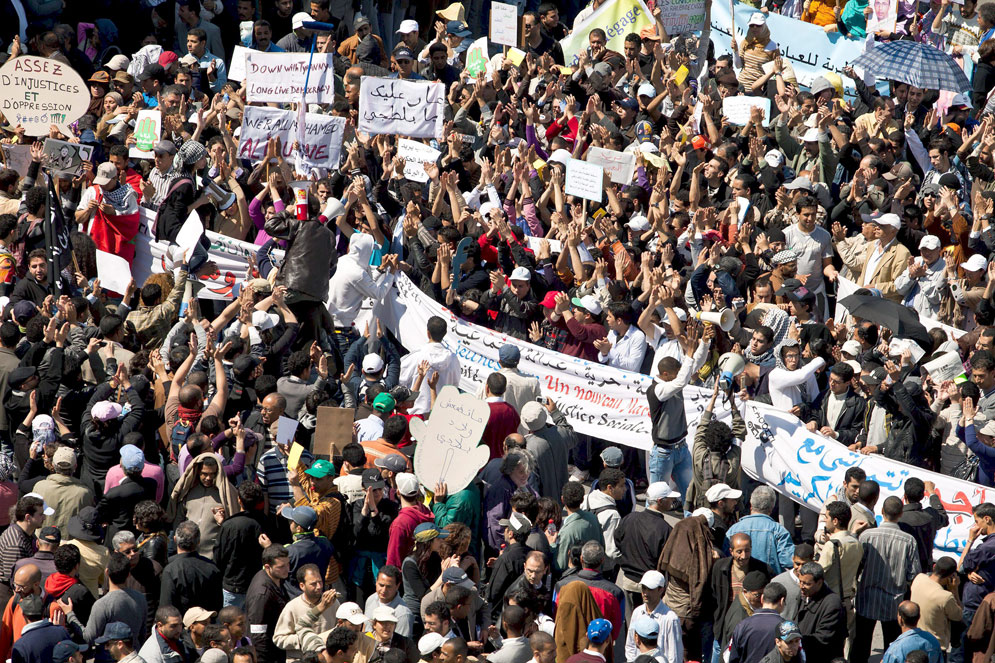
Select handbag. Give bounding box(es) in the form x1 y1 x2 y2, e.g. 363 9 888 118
952 453 980 483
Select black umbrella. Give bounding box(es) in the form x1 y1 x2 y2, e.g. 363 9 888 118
838 294 932 351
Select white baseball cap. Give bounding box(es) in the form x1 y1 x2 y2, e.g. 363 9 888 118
395 472 421 497
962 254 988 272
362 353 385 374
571 294 603 316
397 19 420 34
748 12 767 25
639 570 667 589
418 633 448 656
627 215 650 231
547 149 572 165
510 266 531 282
705 483 742 503
919 234 941 251
292 12 313 29
872 213 902 230
335 602 366 625
25 492 54 516
764 149 785 169
841 340 862 357
646 482 677 501
372 606 398 623
801 128 821 143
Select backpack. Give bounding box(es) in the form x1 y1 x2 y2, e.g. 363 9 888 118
169 418 195 462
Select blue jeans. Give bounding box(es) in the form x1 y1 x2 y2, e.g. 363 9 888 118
223 590 245 609
648 444 693 501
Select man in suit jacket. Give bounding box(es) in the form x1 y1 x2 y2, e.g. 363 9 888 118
709 533 774 650
806 363 867 448
858 214 912 301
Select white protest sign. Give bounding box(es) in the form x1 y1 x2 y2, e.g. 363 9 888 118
560 0 654 66
176 211 204 256
490 2 519 47
586 146 636 185
41 139 94 177
130 109 162 159
0 145 31 175
0 56 90 136
411 385 491 493
397 139 442 183
358 77 445 139
922 352 967 383
565 159 605 202
228 44 251 83
244 52 337 103
237 105 346 170
887 337 926 364
722 96 771 126
276 416 300 446
465 37 490 77
867 0 898 34
95 250 132 295
657 0 707 35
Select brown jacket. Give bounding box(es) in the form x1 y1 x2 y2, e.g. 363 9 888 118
857 240 912 301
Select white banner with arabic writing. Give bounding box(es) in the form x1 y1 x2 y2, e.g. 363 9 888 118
378 272 988 554
131 208 283 301
711 1 863 94
358 77 445 139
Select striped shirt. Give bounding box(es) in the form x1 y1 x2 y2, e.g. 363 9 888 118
257 447 314 516
142 165 179 211
0 522 35 584
856 522 921 621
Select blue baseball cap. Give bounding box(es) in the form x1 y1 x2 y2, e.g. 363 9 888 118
587 618 612 645
120 445 145 473
776 620 802 642
633 615 660 639
95 621 133 644
281 506 318 530
446 20 471 37
498 344 521 365
54 640 88 663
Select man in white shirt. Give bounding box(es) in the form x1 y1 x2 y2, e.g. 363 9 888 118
894 234 947 319
595 302 647 372
624 571 682 663
398 316 461 414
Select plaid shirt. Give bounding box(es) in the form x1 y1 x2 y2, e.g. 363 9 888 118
125 269 188 350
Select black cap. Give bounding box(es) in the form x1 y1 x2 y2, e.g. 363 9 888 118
774 278 803 296
233 355 261 381
938 173 961 191
139 63 166 82
362 468 386 489
8 366 36 389
38 526 60 545
19 594 44 619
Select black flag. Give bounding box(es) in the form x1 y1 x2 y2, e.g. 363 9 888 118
45 177 73 296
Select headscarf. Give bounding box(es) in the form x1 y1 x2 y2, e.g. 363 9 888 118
176 140 207 171
554 582 604 663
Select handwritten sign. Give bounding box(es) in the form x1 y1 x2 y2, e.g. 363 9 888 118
722 96 771 126
922 351 967 383
490 2 520 47
411 386 491 493
565 159 605 203
585 146 636 185
397 139 442 183
657 0 707 35
41 139 93 177
130 110 161 160
0 56 90 137
560 0 654 66
244 52 337 103
238 105 346 170
358 77 445 139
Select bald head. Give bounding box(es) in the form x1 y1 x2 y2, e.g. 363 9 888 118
730 532 751 547
178 385 203 409
504 433 525 452
13 564 41 596
261 393 286 425
345 66 364 85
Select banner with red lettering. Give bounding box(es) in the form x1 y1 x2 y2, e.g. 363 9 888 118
237 105 345 171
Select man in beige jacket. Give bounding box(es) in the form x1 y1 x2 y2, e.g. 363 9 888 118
31 448 94 539
858 213 911 301
274 564 339 661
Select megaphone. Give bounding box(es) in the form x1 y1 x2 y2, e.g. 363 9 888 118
717 352 746 391
695 308 735 332
203 180 237 211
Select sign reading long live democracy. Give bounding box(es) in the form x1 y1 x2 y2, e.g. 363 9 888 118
711 1 863 92
379 271 990 555
358 77 445 139
238 105 346 170
244 52 337 103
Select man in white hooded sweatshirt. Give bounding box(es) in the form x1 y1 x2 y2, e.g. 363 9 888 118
327 233 398 354
398 316 462 415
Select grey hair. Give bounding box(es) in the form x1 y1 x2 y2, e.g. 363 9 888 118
750 486 776 515
798 561 824 581
112 530 137 550
580 541 605 570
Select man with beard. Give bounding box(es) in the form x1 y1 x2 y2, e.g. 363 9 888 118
274 564 339 661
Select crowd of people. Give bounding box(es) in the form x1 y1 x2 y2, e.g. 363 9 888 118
2 0 995 663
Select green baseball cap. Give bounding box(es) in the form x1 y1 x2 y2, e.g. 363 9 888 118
304 459 336 478
373 393 396 413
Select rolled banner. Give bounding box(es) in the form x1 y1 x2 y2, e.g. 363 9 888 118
291 181 309 220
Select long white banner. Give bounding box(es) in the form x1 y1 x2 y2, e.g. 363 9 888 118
237 106 346 171
710 2 863 92
244 52 337 104
377 272 988 555
358 77 445 139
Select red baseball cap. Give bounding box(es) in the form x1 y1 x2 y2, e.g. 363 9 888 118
540 291 560 309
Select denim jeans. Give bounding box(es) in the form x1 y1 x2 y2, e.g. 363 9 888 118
648 443 693 501
223 590 245 609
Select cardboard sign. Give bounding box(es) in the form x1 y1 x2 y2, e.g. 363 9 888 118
175 210 204 256
490 2 519 47
722 96 771 127
564 159 605 202
0 144 31 175
41 139 94 177
585 146 636 185
358 77 445 139
0 56 90 136
397 138 442 183
244 52 337 103
411 386 490 493
656 0 706 35
313 406 355 457
867 0 898 34
130 109 162 160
